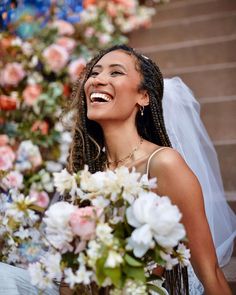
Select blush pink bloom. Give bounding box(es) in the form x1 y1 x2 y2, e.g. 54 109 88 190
84 27 95 38
113 0 136 9
42 44 69 73
0 95 17 110
51 20 75 36
22 84 42 106
0 62 25 87
0 145 15 170
56 37 76 54
31 120 49 135
2 170 23 189
30 190 50 208
68 58 86 82
70 206 102 240
0 135 9 146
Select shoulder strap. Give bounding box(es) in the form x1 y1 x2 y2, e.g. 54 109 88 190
146 147 168 176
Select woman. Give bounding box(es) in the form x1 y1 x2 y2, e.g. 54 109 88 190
67 44 233 294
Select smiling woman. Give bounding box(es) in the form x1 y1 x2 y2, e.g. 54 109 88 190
66 44 235 295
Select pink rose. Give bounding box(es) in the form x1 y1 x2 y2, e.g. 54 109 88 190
42 44 69 73
2 170 23 189
68 58 86 82
0 62 25 87
0 95 17 110
56 37 76 54
30 190 50 208
70 206 102 240
0 135 9 146
0 145 15 170
31 120 49 135
22 84 42 106
51 20 75 36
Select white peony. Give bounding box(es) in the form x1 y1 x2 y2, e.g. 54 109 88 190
53 168 77 196
126 192 185 257
43 202 76 252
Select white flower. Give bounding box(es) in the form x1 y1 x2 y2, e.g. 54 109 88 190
53 168 77 196
42 252 62 280
96 223 113 246
176 243 191 267
43 202 76 252
91 196 110 208
87 240 101 268
28 262 53 289
105 250 123 268
64 266 92 288
160 250 179 270
14 226 30 239
126 193 185 257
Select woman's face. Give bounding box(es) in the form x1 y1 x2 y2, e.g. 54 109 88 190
84 50 148 124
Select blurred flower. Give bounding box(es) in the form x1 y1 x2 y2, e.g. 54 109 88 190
51 20 75 36
0 145 15 170
2 171 23 190
0 134 9 146
56 37 76 54
31 120 49 135
42 44 69 73
0 95 17 110
22 84 42 106
68 58 86 82
0 62 26 87
29 190 50 209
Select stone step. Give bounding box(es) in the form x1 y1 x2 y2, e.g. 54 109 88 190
153 0 236 24
129 12 236 47
163 63 236 99
222 257 236 294
200 98 236 142
138 37 236 70
215 142 236 191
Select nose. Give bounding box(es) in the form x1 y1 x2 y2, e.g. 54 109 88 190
92 72 108 86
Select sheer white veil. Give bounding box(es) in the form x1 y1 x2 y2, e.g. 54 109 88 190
163 77 236 267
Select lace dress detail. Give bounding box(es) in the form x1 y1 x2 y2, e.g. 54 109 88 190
188 265 204 295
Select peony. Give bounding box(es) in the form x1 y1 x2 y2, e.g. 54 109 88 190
2 170 23 189
53 168 77 196
56 37 76 54
0 95 17 110
31 120 49 135
70 206 102 240
126 192 186 257
68 58 86 82
30 190 50 208
22 84 42 106
42 44 69 73
0 62 25 86
51 20 75 36
0 145 15 170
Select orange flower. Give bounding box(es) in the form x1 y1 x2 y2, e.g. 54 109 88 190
83 0 96 8
31 120 49 135
0 95 17 110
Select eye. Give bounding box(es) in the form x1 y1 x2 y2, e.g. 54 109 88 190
90 71 99 77
111 71 124 76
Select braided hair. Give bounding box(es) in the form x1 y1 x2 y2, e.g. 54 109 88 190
66 44 189 294
67 44 171 173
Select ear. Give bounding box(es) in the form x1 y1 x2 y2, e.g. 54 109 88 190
138 90 149 106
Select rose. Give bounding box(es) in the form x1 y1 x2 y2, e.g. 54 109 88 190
22 84 42 106
68 58 86 82
56 37 76 54
70 206 102 240
2 170 23 189
0 145 15 170
42 44 69 73
30 190 50 208
126 192 186 257
51 20 75 36
0 62 25 86
0 95 17 110
31 120 49 135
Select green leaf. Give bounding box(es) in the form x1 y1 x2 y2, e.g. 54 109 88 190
104 267 121 288
147 283 169 295
124 254 143 267
123 264 145 282
96 256 107 285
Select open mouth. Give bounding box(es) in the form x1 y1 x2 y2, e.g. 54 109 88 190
90 92 112 103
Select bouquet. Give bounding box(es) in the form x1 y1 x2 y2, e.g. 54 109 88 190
28 166 190 294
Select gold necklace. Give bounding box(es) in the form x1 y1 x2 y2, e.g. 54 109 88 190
106 137 143 168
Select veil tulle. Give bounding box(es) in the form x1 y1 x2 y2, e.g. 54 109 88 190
163 77 236 267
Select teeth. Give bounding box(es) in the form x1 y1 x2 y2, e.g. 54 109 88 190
90 92 112 102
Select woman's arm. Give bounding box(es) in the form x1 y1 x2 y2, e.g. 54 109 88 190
149 148 232 295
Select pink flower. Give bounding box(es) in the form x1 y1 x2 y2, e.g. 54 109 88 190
70 206 102 240
22 84 42 106
113 0 136 9
0 135 9 146
0 62 25 87
31 120 49 135
68 58 86 82
0 145 15 170
84 27 95 38
42 44 69 73
30 190 50 208
2 170 23 189
0 95 17 110
51 20 75 36
56 37 76 54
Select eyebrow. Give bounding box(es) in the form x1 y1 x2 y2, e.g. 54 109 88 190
93 64 127 71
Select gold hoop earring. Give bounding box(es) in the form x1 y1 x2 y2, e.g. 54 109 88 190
140 105 144 116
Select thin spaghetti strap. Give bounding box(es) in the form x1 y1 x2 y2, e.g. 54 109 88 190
146 147 168 176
